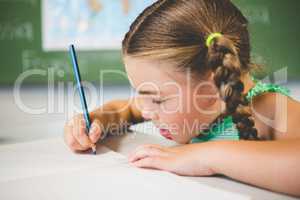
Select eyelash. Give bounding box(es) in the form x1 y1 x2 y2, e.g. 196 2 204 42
152 99 165 105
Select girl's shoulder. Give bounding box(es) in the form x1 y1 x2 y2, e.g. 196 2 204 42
249 81 300 140
246 79 291 123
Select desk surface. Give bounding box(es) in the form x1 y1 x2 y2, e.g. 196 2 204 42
1 122 298 200
104 128 299 200
0 86 299 200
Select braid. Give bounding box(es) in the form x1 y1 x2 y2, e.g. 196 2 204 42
207 35 259 140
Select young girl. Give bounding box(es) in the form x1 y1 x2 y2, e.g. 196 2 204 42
64 0 300 196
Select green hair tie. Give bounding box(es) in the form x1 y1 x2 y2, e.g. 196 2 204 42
206 32 222 47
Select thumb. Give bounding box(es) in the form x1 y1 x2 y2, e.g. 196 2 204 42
89 119 102 143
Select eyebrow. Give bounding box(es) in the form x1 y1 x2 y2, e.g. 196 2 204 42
138 90 159 95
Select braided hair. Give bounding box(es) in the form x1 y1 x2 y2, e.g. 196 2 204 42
206 35 258 140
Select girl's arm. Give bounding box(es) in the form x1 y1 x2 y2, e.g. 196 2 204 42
129 139 300 197
211 139 300 197
90 98 145 133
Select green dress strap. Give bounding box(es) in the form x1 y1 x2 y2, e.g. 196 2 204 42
190 79 290 144
245 78 290 102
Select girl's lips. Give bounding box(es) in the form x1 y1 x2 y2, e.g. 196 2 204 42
159 129 173 140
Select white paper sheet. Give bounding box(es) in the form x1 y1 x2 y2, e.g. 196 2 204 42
0 138 251 200
0 138 125 182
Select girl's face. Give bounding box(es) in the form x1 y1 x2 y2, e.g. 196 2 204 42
124 57 223 144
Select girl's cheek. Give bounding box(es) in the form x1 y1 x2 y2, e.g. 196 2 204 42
163 100 182 114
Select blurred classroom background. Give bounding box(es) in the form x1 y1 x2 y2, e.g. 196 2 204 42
0 0 300 144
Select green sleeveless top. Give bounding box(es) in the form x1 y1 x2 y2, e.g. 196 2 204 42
190 79 291 143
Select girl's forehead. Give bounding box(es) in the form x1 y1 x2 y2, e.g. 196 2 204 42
124 56 214 96
124 57 185 91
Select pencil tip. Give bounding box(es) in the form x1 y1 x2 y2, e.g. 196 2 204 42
91 146 97 155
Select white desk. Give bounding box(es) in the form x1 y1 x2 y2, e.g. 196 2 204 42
0 86 299 200
104 128 300 200
0 121 298 200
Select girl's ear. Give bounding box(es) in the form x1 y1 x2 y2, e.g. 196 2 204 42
194 74 219 108
201 84 219 107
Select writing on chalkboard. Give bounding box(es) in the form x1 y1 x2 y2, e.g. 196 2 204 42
0 21 33 41
1 0 37 6
22 50 71 75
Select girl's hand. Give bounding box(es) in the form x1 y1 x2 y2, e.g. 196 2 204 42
128 143 218 176
64 114 103 152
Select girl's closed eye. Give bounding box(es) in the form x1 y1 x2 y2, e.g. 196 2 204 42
152 96 176 105
152 98 166 105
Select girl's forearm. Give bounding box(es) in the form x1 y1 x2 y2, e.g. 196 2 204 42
209 139 300 197
91 99 144 133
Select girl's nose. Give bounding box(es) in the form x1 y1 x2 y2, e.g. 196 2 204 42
141 110 159 121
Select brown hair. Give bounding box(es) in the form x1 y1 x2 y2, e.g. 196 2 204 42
122 0 259 140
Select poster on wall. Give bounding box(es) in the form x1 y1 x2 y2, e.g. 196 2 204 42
42 0 155 51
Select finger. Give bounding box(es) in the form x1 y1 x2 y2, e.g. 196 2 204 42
128 144 152 161
89 119 102 143
127 144 161 161
132 156 168 170
73 116 94 149
64 124 87 151
132 144 166 155
128 146 167 163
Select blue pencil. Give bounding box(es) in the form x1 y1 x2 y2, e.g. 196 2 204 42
69 44 96 155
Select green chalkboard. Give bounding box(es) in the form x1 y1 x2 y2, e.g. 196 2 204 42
0 0 126 85
233 0 300 81
0 0 300 85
